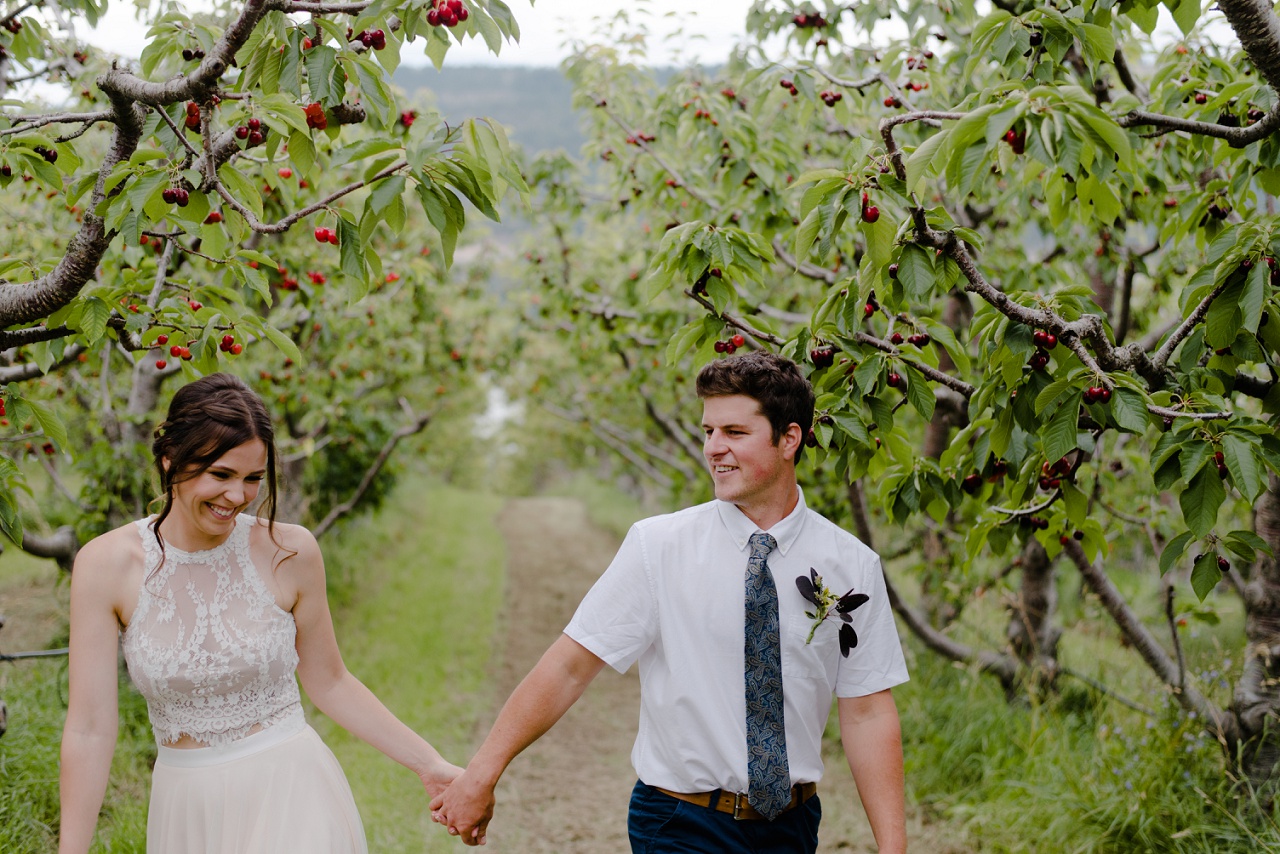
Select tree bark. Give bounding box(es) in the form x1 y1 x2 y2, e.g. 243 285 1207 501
1005 537 1061 694
1233 473 1280 792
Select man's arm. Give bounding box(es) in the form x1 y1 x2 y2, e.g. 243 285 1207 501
838 689 906 853
430 634 607 846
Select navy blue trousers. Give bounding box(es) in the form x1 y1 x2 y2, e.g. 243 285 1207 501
627 781 821 853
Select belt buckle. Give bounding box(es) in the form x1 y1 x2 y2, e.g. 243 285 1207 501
732 792 746 820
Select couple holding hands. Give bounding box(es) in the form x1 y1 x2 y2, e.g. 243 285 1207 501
59 352 908 853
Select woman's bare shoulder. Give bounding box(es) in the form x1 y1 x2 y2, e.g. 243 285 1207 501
250 517 321 564
71 521 147 600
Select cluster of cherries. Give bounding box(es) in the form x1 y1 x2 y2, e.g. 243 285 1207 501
779 78 799 97
234 117 266 146
354 28 387 49
1081 385 1112 405
219 334 243 355
426 0 469 27
184 101 202 130
624 131 657 146
313 226 340 245
792 12 827 27
1038 456 1071 491
714 334 746 354
1205 203 1230 221
819 90 843 107
3 18 21 33
181 47 206 61
889 331 931 347
883 95 903 108
32 144 57 163
1027 329 1057 371
161 186 191 206
810 344 836 368
862 290 880 319
1023 515 1051 531
305 101 327 130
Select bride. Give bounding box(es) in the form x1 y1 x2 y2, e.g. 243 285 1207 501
59 372 458 853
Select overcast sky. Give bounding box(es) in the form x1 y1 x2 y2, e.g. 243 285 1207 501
85 0 764 67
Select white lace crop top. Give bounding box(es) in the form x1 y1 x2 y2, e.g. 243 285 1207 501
121 514 304 747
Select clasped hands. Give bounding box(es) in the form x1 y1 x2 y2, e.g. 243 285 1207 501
426 765 495 847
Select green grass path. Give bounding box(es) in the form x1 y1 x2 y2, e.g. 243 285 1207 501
309 479 507 853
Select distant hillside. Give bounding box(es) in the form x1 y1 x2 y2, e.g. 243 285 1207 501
393 65 585 158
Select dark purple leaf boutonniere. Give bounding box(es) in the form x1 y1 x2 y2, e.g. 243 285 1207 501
796 568 869 657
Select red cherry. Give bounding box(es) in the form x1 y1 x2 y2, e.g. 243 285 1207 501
155 359 167 369
248 130 265 146
315 227 329 242
886 372 902 388
204 211 223 224
188 300 202 311
278 167 293 178
231 343 243 355
862 205 880 223
731 334 745 348
156 334 169 345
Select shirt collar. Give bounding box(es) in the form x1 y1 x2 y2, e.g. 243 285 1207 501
714 486 808 556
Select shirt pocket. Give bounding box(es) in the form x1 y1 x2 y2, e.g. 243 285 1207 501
781 617 840 679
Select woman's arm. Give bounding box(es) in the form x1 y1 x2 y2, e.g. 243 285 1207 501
280 526 460 797
58 538 125 854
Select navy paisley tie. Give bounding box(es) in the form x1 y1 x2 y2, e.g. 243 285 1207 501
744 531 790 820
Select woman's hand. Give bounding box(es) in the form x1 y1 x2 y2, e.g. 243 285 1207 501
418 757 464 800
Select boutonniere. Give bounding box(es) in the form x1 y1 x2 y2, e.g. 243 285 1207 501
796 568 869 656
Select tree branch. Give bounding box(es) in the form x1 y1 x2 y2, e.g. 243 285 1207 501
312 404 434 539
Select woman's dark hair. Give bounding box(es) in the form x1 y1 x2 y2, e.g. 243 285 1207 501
696 351 815 445
149 373 280 556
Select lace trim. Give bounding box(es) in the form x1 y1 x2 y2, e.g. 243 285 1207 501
123 515 303 748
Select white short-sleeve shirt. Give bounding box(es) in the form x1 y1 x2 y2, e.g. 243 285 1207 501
564 488 909 794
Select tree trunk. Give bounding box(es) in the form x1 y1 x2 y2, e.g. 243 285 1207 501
1005 537 1061 695
918 291 969 627
1233 472 1280 793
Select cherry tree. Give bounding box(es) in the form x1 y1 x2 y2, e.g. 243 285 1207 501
511 0 1280 787
0 0 527 563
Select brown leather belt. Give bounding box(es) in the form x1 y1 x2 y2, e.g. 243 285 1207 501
653 782 817 821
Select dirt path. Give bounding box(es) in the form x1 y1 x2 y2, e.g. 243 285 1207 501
483 496 968 854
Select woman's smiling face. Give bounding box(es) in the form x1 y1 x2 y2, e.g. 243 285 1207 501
164 439 267 550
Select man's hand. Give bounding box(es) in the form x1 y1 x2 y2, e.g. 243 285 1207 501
428 766 496 846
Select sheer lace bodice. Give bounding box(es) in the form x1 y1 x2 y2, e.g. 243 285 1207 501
122 514 303 747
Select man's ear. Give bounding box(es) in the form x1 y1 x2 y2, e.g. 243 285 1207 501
780 423 804 462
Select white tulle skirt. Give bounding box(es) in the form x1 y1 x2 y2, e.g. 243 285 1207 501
147 714 367 854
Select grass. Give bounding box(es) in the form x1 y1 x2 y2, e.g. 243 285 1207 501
309 477 507 852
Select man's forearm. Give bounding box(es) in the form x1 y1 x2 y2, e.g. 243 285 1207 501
839 691 906 853
470 634 606 783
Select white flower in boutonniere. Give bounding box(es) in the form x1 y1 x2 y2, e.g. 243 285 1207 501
795 568 869 657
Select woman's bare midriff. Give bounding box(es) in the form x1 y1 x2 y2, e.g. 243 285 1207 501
162 722 266 749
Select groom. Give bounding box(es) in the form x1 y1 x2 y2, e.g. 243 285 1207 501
432 352 909 852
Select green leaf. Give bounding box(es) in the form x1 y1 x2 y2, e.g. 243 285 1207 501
1190 551 1221 601
903 363 936 420
1042 393 1081 463
1167 0 1200 37
1180 465 1225 539
896 244 935 301
1110 387 1149 433
1222 434 1263 501
1160 531 1195 574
905 129 950 194
78 296 112 345
260 324 304 365
24 398 69 448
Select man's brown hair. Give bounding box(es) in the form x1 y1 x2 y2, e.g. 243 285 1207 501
696 351 814 446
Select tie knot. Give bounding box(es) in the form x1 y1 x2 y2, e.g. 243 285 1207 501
749 532 777 558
